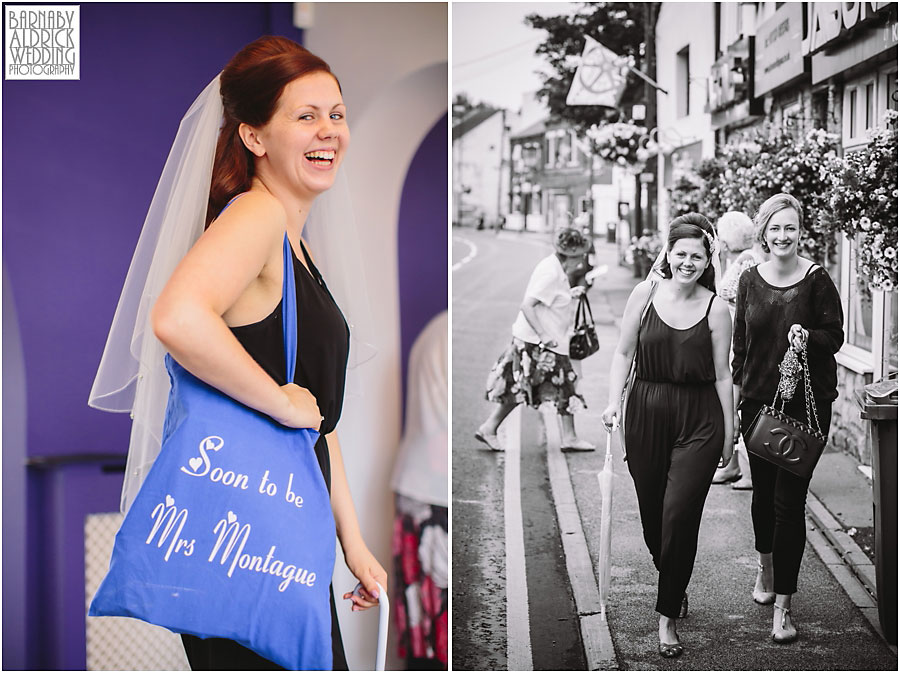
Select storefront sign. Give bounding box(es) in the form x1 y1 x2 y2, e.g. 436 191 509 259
801 1 895 56
754 2 805 97
812 15 898 84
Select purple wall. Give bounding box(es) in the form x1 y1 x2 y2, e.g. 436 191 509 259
398 113 449 406
3 4 448 670
1 4 305 669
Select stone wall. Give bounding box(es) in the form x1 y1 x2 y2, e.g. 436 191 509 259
829 363 874 465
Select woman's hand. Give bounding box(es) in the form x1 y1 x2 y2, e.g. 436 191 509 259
788 323 808 351
274 383 322 430
720 438 735 469
600 403 621 432
341 542 388 612
570 285 587 297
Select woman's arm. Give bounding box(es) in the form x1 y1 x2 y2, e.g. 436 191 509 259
600 280 655 426
709 297 735 462
520 297 555 346
326 431 388 611
151 192 319 429
805 269 845 355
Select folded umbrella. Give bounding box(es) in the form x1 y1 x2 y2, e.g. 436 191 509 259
596 420 617 621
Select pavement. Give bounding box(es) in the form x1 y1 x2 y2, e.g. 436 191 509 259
452 226 898 669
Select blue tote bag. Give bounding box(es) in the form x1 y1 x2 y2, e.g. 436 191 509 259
90 234 336 670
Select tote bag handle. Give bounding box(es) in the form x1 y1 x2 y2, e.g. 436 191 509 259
281 234 298 383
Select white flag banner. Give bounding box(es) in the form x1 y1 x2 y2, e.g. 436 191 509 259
566 35 629 107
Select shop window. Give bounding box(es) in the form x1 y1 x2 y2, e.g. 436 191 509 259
865 82 876 130
884 68 898 112
884 291 898 376
848 236 874 351
848 89 858 138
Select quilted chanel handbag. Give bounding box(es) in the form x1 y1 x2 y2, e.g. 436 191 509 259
569 293 599 360
745 343 827 479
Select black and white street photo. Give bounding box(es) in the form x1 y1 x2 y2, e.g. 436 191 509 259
452 2 898 670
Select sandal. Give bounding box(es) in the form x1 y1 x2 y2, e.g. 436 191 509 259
772 604 797 643
753 562 775 605
658 641 684 658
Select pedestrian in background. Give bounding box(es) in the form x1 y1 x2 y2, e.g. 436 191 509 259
476 226 595 452
732 193 844 644
601 213 734 659
391 311 448 669
711 210 768 489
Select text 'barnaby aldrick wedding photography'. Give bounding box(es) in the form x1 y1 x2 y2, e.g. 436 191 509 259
5 5 79 79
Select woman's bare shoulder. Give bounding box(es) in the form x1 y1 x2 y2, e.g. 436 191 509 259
210 190 287 238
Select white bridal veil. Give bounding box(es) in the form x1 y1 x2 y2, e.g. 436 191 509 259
89 74 375 512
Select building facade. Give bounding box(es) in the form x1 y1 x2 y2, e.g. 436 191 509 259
452 105 508 228
655 0 898 464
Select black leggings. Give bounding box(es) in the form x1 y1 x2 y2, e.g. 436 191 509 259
740 396 833 595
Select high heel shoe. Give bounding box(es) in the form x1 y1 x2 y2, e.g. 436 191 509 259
772 604 797 643
752 562 775 605
678 593 688 618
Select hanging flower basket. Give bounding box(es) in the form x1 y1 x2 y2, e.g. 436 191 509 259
828 111 898 292
587 121 657 171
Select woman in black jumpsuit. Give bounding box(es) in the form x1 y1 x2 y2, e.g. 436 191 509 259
602 214 734 659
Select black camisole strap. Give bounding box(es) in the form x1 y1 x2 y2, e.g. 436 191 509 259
705 293 716 317
804 264 819 278
298 239 325 286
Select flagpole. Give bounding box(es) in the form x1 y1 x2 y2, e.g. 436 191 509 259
626 63 668 95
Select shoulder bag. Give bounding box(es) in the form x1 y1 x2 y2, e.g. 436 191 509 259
569 293 600 360
744 343 826 479
90 234 337 670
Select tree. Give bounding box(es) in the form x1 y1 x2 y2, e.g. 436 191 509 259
526 2 656 133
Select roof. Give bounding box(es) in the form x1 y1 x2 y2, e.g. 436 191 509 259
510 117 547 140
452 106 500 140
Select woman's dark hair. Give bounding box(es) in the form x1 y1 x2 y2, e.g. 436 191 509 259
655 212 717 293
206 36 339 226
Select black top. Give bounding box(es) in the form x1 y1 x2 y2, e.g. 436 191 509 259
732 265 844 403
231 239 351 490
636 293 717 384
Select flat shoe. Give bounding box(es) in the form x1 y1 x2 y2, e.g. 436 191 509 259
561 439 596 452
753 562 775 604
712 467 741 484
474 429 502 451
732 478 753 490
658 641 683 658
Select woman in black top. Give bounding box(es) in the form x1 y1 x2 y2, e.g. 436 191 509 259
151 37 387 669
602 214 734 659
732 193 844 644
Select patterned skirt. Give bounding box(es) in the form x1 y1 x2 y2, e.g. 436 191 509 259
485 338 586 416
392 495 448 669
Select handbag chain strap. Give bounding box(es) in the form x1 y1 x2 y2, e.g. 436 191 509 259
771 343 821 435
800 348 822 435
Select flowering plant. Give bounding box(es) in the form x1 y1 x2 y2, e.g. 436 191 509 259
827 111 898 292
677 126 841 264
586 121 656 170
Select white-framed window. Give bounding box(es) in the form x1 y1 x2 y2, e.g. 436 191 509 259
843 74 878 148
836 66 897 378
677 45 690 118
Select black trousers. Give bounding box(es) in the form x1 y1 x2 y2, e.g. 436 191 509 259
180 586 348 670
740 396 833 596
625 380 724 618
